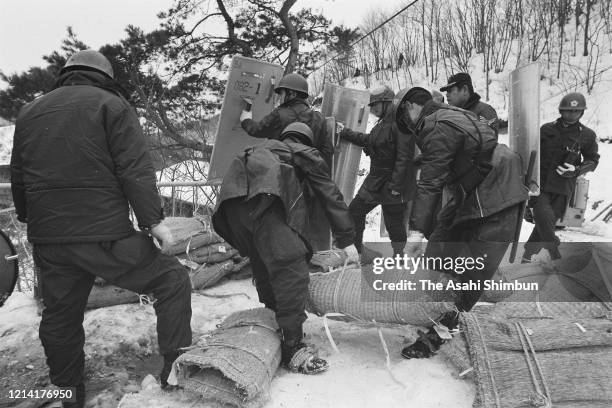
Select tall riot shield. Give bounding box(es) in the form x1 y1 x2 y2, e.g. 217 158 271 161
509 62 540 194
208 56 284 183
320 84 370 203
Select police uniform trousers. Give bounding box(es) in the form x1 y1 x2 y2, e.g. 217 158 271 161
34 232 192 406
523 192 568 260
220 196 310 332
349 195 407 251
425 204 520 312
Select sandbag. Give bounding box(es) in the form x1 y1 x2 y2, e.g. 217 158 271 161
179 242 238 264
190 260 235 290
309 249 347 270
461 313 612 408
484 242 612 304
306 264 457 326
164 216 223 256
86 284 140 309
174 308 281 408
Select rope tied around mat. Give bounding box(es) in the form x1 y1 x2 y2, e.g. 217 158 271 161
515 321 552 408
332 259 349 313
473 315 502 408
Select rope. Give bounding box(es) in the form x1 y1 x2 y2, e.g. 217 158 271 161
332 259 349 312
374 322 409 390
473 315 502 408
323 314 341 353
515 322 552 407
308 0 421 75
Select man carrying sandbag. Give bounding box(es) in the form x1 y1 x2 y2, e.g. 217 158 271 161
393 87 527 359
213 122 359 374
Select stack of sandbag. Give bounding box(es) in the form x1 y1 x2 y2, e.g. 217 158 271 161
165 216 252 290
478 242 612 319
85 217 252 309
306 263 457 326
172 308 281 408
443 312 612 407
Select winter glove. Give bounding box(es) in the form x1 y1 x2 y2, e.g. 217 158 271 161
240 109 253 122
556 162 577 178
150 223 176 254
335 122 345 134
343 244 360 264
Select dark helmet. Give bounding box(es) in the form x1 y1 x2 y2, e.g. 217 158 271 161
368 85 395 106
392 87 431 121
60 49 114 79
280 122 314 146
275 73 309 95
559 92 587 111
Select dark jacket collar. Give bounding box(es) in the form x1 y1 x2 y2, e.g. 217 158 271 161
280 97 309 109
463 92 482 110
54 70 130 100
555 117 583 130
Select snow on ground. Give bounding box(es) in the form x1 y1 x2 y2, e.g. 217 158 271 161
1 280 474 408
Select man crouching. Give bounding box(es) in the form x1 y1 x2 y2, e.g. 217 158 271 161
212 122 359 374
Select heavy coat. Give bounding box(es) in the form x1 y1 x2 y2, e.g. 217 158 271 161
339 107 416 204
539 118 599 196
409 102 527 237
462 92 498 132
10 71 162 244
212 139 354 250
241 98 333 168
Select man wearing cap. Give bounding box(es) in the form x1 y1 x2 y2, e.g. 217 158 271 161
394 87 527 359
239 72 333 169
338 85 416 256
213 122 359 374
522 92 599 262
10 50 193 405
440 72 499 135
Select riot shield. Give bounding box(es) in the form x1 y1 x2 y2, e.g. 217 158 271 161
509 62 540 194
0 229 18 307
320 84 370 203
508 62 541 262
208 56 284 183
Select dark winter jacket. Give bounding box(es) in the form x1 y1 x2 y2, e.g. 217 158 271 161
241 98 333 168
409 101 527 237
462 92 499 134
539 118 599 196
10 70 162 244
339 106 416 204
212 139 354 249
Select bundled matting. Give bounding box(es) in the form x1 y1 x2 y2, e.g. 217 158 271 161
173 308 281 408
306 265 457 326
456 313 612 408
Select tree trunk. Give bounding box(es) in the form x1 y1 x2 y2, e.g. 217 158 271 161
584 0 593 56
279 0 299 74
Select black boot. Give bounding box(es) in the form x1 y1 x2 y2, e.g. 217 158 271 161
401 311 459 359
401 327 446 359
391 241 406 257
280 326 328 375
160 351 182 390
